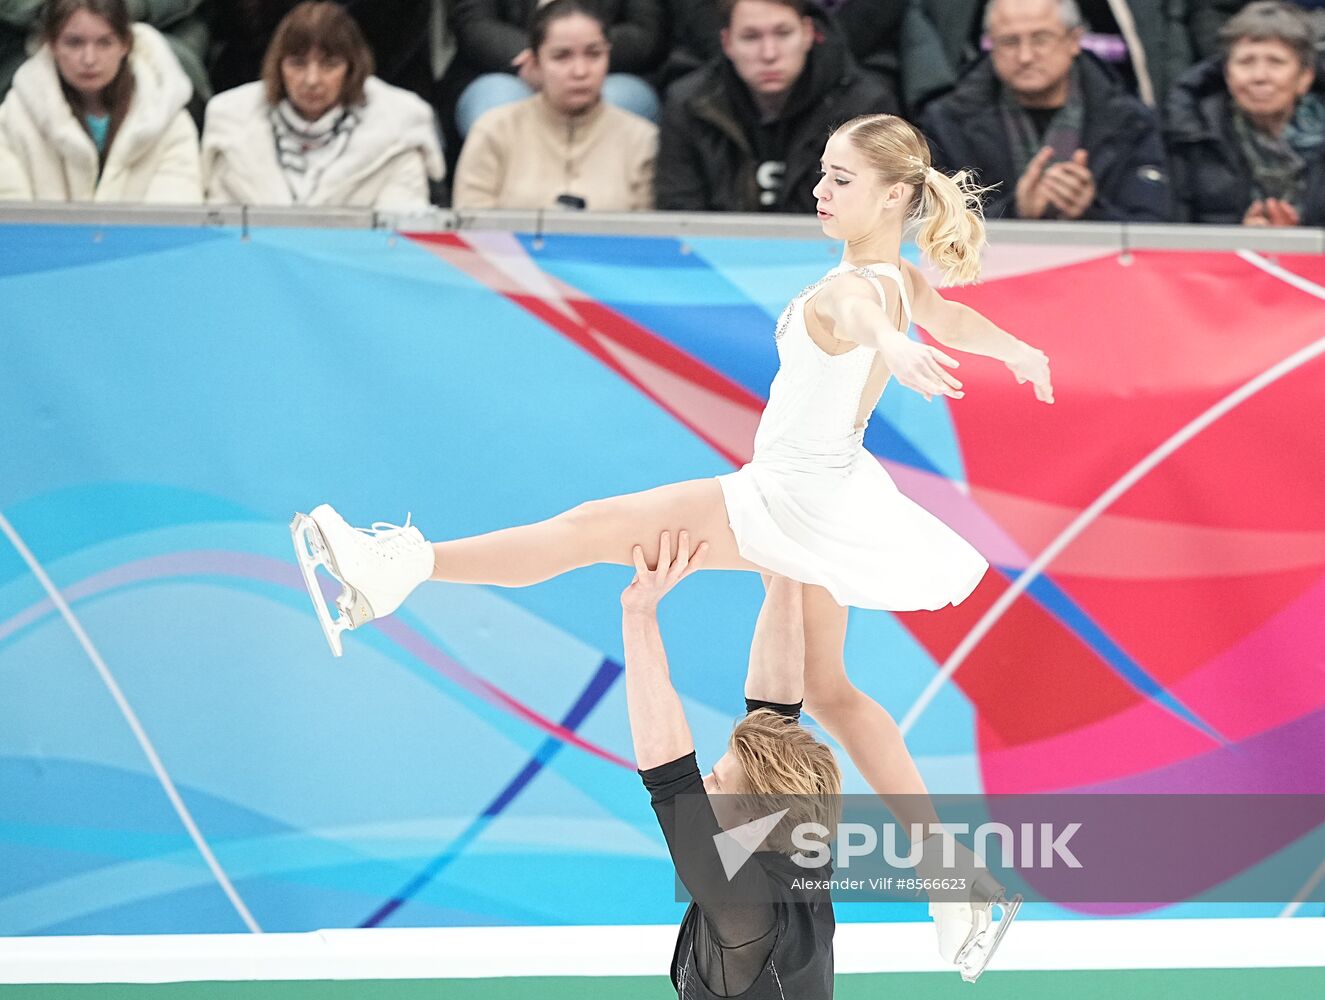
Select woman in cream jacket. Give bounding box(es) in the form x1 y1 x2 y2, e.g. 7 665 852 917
201 1 443 211
452 0 656 211
0 0 200 203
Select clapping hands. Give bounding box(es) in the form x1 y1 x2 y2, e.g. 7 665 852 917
1243 198 1300 227
1017 147 1096 221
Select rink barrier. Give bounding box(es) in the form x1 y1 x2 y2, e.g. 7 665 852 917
1 202 1323 254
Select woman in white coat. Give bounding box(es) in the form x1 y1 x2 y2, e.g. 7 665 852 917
0 0 201 203
201 1 443 211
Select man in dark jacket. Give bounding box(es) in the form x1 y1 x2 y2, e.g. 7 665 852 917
656 0 894 213
921 0 1168 220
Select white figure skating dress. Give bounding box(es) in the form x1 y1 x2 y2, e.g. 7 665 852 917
717 261 988 610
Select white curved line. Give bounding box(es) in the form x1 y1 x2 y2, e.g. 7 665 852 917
1280 855 1325 918
901 251 1325 738
0 512 262 934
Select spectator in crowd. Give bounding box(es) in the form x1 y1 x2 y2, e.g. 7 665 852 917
1168 0 1325 225
446 0 664 139
1061 1 1195 109
208 1 434 100
201 1 443 210
1194 3 1325 81
656 0 893 213
655 0 722 92
833 0 909 112
921 0 1168 220
0 0 211 112
1189 0 1250 63
1189 1 1324 67
0 0 201 202
898 1 1199 116
452 0 656 210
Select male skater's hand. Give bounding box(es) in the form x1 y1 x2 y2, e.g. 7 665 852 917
621 530 709 614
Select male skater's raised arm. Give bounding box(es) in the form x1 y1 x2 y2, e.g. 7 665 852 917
623 532 840 999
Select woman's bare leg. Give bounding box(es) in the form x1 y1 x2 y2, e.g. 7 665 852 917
797 583 941 835
429 477 761 586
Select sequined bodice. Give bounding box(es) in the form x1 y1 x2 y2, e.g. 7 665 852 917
753 262 912 475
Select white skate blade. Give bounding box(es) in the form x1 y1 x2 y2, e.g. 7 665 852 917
290 512 353 657
956 893 1022 983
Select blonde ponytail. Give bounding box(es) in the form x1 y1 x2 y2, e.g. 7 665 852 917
834 114 991 286
915 167 989 286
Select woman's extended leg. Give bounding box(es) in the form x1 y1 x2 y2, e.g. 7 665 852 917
797 583 941 835
429 477 762 586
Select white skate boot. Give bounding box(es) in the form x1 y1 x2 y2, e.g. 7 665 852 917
920 837 1022 983
289 504 434 656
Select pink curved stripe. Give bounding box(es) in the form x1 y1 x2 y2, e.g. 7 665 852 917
883 459 1032 569
1168 570 1325 741
0 551 634 769
980 696 1216 793
972 484 1325 578
982 570 1325 791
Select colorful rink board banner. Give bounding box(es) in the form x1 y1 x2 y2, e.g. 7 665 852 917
0 223 1323 936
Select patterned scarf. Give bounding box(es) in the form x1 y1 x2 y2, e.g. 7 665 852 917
1000 62 1086 176
1232 93 1325 212
268 99 360 203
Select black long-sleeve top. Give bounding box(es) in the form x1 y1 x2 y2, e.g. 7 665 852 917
638 700 835 998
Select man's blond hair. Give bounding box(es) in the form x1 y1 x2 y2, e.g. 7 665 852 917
727 709 842 854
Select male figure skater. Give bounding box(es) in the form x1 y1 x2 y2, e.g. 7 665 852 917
623 531 841 998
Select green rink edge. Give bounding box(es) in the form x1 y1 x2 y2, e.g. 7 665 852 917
3 968 1325 1000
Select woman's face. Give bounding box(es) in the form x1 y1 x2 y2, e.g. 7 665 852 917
1225 38 1314 125
52 9 129 102
281 47 348 121
811 131 902 240
534 13 609 115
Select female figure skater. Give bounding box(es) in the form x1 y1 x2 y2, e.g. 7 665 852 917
292 113 1053 980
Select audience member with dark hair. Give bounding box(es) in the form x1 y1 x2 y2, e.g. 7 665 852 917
922 0 1168 220
656 0 893 213
833 0 908 111
201 1 442 209
655 0 724 91
0 0 211 110
1168 0 1325 226
0 0 201 201
1185 0 1303 64
447 0 665 138
452 0 656 210
207 1 433 99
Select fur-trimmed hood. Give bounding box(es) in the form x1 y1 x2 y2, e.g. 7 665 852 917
8 22 191 173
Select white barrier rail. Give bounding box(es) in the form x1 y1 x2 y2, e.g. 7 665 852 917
1 202 1323 254
1 918 1323 983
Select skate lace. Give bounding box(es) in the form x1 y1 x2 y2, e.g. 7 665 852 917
354 514 420 556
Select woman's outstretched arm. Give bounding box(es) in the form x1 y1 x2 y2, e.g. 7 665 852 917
902 261 1055 404
812 273 965 402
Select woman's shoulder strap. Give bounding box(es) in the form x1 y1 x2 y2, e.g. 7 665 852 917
841 263 912 327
